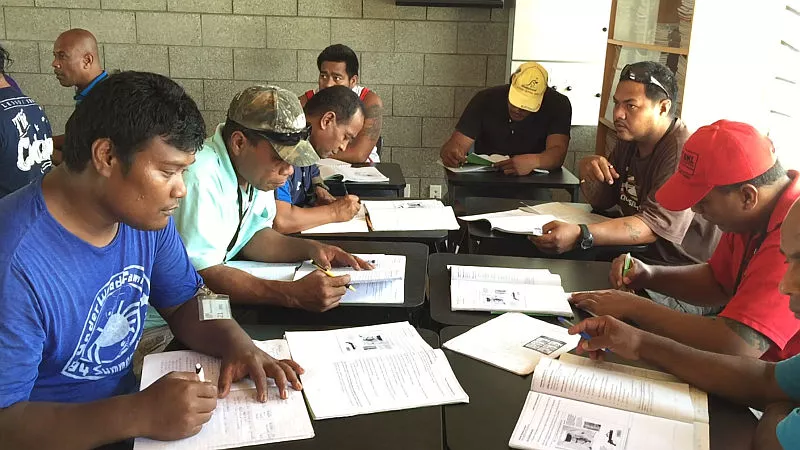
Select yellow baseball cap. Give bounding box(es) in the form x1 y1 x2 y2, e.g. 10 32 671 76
508 62 549 112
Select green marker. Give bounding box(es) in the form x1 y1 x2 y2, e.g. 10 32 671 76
622 252 632 280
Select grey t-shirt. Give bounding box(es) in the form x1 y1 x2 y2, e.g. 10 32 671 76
608 119 721 265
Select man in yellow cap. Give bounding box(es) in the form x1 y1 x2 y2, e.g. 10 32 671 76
439 62 572 177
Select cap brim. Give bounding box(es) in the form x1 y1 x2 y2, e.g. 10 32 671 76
508 86 543 112
273 140 319 167
655 173 713 211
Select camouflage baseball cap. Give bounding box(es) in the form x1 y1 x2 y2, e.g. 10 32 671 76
227 85 319 167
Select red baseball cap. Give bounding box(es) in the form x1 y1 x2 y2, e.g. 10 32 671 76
656 120 776 211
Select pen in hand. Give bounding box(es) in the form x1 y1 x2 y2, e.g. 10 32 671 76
312 262 356 292
195 363 205 382
557 316 610 353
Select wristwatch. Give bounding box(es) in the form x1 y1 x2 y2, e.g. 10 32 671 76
578 224 594 250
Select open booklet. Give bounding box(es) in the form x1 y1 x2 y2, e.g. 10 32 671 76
449 265 573 317
319 164 389 183
134 340 314 450
458 202 607 236
442 312 580 375
301 204 370 234
292 253 406 304
362 199 461 231
509 355 709 450
284 321 469 419
223 261 300 281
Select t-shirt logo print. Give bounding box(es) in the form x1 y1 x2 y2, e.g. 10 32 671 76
62 265 150 380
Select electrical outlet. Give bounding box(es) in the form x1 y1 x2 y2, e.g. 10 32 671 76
429 184 442 199
403 185 411 197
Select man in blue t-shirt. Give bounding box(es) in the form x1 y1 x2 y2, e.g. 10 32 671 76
567 198 800 449
0 72 302 448
273 85 364 234
0 45 53 198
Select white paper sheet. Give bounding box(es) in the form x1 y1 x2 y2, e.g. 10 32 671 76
284 322 469 419
134 340 314 450
224 261 299 281
449 265 562 285
364 200 460 231
320 165 389 182
442 313 580 375
301 204 370 234
292 254 406 304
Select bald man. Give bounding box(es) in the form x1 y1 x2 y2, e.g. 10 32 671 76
50 29 108 157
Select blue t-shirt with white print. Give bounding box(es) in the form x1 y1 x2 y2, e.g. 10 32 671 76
275 165 320 206
0 179 203 407
0 86 53 198
774 355 800 447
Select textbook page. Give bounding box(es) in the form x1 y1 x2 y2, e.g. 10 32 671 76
293 254 406 283
509 392 697 450
450 280 572 316
316 158 350 168
302 205 370 234
449 265 562 285
458 208 530 222
319 165 389 182
459 209 557 235
285 322 469 419
366 206 461 231
224 261 299 281
442 313 580 375
363 199 446 210
531 358 698 424
527 202 608 225
135 341 313 450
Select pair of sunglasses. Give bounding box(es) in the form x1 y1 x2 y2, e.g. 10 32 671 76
621 64 671 99
252 123 312 146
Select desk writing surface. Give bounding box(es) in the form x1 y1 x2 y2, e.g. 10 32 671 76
428 253 612 327
167 325 443 450
445 166 580 189
326 162 406 194
440 326 758 450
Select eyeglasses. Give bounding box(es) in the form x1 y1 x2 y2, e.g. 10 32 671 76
252 123 312 146
620 64 671 99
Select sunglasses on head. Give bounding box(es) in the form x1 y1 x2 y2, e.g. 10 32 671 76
621 64 671 99
252 123 312 146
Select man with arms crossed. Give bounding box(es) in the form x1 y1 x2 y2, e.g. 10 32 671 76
0 72 302 449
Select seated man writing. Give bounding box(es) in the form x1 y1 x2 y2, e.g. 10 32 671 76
299 44 383 164
569 192 800 449
439 62 572 177
173 85 372 313
530 61 720 264
0 71 302 448
273 85 364 234
571 120 800 361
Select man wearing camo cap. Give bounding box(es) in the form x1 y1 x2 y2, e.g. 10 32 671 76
174 85 372 313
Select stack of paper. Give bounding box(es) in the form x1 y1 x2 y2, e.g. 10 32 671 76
285 322 469 419
442 312 580 375
509 355 709 450
134 340 314 449
442 153 508 173
449 265 572 317
293 253 406 304
363 200 460 231
224 261 300 281
316 158 350 168
301 204 370 234
675 55 688 116
319 165 389 183
458 202 605 236
677 0 694 48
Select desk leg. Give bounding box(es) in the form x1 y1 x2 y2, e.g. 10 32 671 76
569 186 580 203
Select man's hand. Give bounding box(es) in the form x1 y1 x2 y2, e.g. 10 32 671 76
578 155 619 184
494 154 539 176
218 342 304 402
440 144 467 168
314 186 336 205
331 195 361 221
134 372 217 441
307 242 373 270
528 221 581 254
568 316 646 361
288 270 350 312
610 254 653 290
569 290 646 321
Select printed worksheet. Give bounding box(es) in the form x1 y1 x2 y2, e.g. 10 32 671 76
223 261 299 281
363 200 461 231
293 254 406 304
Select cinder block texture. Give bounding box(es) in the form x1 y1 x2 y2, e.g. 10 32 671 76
299 0 361 18
395 21 456 54
136 12 201 45
360 52 423 85
234 49 296 81
36 0 99 8
426 7 489 22
203 79 263 110
233 0 294 15
42 106 76 134
393 85 453 117
168 0 230 13
70 10 137 43
454 86 483 117
104 44 169 75
169 46 232 79
391 147 442 177
0 0 34 6
422 117 457 147
267 17 330 50
4 41 40 73
173 78 204 109
4 7 70 41
486 55 508 86
202 14 265 48
100 0 165 10
362 0 425 20
297 49 322 83
331 19 394 52
458 22 508 54
424 54 486 86
11 73 75 106
381 116 420 147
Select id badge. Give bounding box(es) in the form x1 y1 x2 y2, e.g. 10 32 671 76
198 293 232 321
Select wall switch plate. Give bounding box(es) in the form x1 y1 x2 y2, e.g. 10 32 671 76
429 184 442 199
403 185 411 197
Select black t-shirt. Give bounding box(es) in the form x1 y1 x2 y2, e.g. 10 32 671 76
455 84 572 156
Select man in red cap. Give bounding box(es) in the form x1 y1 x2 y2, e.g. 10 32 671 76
571 120 800 361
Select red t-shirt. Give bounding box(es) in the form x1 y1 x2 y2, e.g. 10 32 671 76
711 171 800 361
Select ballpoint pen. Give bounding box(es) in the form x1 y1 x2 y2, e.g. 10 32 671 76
557 316 609 352
312 262 356 291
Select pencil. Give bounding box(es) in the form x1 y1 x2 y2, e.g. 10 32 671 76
312 262 356 291
557 316 609 353
195 363 205 382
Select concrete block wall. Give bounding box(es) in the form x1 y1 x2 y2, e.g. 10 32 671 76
1 0 596 199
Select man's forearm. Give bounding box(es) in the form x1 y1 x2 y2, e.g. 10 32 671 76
199 265 290 306
646 263 730 306
533 145 568 170
638 332 786 409
333 138 374 163
0 395 140 450
163 293 255 357
587 216 657 246
238 228 314 263
627 299 765 357
273 204 339 235
580 180 617 210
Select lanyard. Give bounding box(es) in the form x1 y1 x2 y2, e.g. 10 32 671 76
733 231 768 294
226 185 254 254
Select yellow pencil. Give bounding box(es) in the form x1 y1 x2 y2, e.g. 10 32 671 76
312 262 356 291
